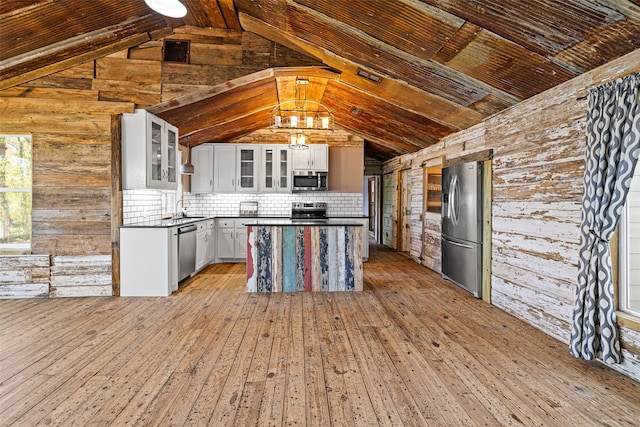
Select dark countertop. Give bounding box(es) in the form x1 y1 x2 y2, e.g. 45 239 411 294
120 216 215 228
120 215 367 228
242 219 364 227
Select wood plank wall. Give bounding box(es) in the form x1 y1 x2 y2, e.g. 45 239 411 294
0 95 130 297
381 49 640 381
0 27 322 298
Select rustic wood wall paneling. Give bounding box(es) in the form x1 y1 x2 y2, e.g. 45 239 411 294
0 255 50 298
0 83 133 296
482 159 492 304
50 255 112 297
409 165 424 262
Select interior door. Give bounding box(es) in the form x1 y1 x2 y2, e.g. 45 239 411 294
383 173 394 248
399 169 411 254
368 178 376 233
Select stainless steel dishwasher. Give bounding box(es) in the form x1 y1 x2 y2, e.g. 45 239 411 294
177 224 197 282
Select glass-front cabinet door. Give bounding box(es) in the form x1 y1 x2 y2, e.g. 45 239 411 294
147 116 164 188
164 123 178 189
237 146 258 192
261 145 290 192
278 147 289 191
145 113 178 190
262 146 275 191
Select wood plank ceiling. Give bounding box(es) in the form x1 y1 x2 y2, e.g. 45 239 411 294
1 0 640 160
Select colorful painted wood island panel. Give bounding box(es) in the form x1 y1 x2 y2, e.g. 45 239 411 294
245 220 363 292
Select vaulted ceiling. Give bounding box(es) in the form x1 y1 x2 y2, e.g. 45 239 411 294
2 0 640 160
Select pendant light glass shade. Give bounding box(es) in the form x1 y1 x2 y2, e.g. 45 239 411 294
144 0 187 18
288 134 309 150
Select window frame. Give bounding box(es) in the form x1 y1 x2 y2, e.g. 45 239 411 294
616 172 640 332
0 134 33 254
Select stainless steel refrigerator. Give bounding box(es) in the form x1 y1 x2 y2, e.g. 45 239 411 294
441 161 483 298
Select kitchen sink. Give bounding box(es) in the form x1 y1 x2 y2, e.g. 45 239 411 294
168 216 207 225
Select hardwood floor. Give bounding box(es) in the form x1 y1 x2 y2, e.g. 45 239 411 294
1 244 639 426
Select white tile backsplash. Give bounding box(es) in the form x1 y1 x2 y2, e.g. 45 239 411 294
123 190 364 224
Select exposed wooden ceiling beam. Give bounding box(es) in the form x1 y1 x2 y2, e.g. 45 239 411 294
0 15 173 90
239 12 484 130
183 0 226 28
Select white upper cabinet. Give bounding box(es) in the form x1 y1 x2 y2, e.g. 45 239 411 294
213 144 259 193
214 144 237 193
261 145 291 192
190 144 214 193
122 109 179 190
292 144 328 171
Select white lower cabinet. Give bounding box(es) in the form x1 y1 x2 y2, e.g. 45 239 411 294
205 220 215 264
196 220 215 272
196 222 207 272
120 227 178 296
216 219 246 261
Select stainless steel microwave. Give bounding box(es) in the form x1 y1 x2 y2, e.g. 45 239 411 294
292 170 328 192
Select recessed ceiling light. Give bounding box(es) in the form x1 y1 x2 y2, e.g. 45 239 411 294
144 0 187 18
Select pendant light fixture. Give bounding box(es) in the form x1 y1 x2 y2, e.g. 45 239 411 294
180 136 194 175
270 78 334 150
144 0 187 18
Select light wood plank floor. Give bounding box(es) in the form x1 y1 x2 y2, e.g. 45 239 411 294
1 244 639 426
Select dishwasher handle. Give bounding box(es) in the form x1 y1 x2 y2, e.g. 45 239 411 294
177 224 197 234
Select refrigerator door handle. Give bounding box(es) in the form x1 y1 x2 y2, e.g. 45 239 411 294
450 174 459 225
443 238 474 250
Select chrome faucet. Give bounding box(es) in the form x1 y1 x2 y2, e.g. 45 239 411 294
175 199 187 219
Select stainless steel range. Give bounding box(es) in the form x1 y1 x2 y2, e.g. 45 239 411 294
291 202 327 221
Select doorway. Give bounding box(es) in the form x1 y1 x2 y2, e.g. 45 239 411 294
366 176 381 243
398 169 411 255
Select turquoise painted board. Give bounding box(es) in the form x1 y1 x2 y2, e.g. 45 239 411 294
282 226 296 292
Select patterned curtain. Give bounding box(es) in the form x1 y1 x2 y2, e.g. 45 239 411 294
569 72 640 364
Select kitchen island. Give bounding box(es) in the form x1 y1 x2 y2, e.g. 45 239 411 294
244 219 363 292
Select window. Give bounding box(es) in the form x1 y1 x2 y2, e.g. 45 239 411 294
619 164 640 318
0 135 32 253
